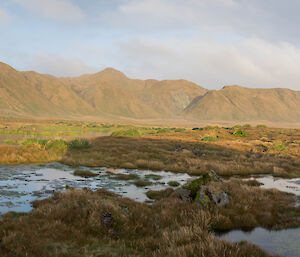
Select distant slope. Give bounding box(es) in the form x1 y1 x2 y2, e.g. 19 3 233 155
65 69 207 118
184 85 300 122
0 62 95 118
0 62 299 123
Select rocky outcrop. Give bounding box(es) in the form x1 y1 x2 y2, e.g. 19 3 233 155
177 170 229 207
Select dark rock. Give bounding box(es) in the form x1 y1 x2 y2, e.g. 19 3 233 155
177 188 192 202
101 212 114 228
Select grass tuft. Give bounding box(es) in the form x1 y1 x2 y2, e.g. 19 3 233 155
68 139 91 149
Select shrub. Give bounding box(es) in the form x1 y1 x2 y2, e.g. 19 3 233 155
201 136 219 142
174 128 186 132
111 128 141 137
272 142 287 151
243 124 251 128
144 174 163 181
257 124 267 128
21 138 48 147
4 139 19 145
204 126 220 130
233 129 247 137
45 139 68 152
156 128 173 134
68 139 91 149
167 181 180 187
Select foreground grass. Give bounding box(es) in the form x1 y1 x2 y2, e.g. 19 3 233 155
1 178 299 257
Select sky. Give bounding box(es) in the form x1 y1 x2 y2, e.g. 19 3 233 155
0 0 300 90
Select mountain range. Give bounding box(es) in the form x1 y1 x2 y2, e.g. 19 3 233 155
0 62 299 123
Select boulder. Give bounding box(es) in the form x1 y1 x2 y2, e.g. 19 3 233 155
177 188 192 202
210 191 229 207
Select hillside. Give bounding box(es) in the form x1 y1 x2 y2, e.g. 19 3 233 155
184 85 300 122
0 62 96 118
0 62 299 123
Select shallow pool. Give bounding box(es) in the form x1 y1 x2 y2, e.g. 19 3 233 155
0 163 192 214
220 227 300 257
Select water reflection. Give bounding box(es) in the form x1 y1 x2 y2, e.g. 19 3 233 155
220 227 300 257
0 163 192 214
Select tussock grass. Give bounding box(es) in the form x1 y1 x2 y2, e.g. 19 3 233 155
0 179 298 257
168 181 180 187
133 179 153 187
146 188 174 200
67 139 91 149
73 170 98 177
201 136 219 142
111 128 142 137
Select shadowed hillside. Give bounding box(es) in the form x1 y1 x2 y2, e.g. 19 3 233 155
0 62 299 123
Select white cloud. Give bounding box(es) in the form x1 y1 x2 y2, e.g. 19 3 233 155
118 37 300 90
117 0 235 27
14 0 84 22
28 53 97 77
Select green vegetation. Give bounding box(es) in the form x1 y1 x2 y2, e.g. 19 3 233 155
144 174 163 180
167 181 180 187
243 124 252 128
21 138 68 152
201 136 219 142
111 128 142 137
174 128 186 132
67 139 90 149
183 176 210 198
257 124 267 128
4 139 18 145
233 129 247 137
272 141 287 151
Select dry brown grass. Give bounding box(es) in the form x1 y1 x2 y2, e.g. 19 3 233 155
1 178 295 257
0 126 299 178
0 145 63 164
210 180 300 231
62 130 300 177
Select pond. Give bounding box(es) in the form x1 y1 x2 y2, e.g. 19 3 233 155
220 175 300 257
0 163 192 214
255 175 300 196
219 227 300 257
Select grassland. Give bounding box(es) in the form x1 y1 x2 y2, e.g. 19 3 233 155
0 118 300 256
0 119 299 178
0 178 299 257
